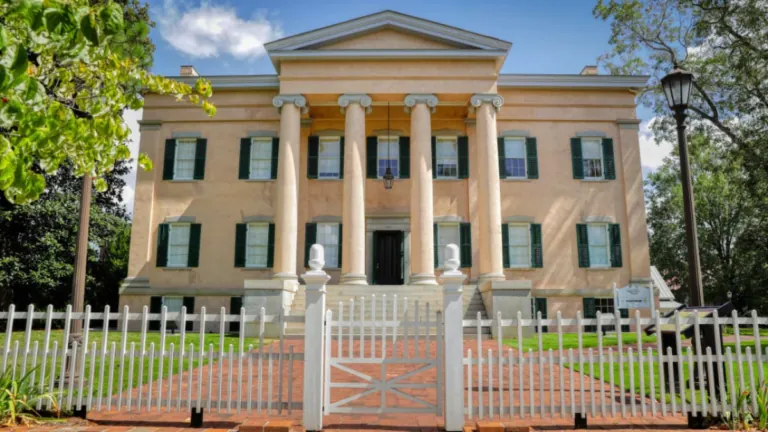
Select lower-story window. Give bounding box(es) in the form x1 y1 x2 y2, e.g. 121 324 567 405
149 296 194 331
435 223 460 268
317 223 341 268
583 297 628 333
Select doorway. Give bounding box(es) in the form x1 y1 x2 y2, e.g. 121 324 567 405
373 231 404 285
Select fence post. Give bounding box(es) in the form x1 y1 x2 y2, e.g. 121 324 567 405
301 244 330 431
439 244 466 432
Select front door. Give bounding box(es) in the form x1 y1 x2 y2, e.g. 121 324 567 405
373 231 404 285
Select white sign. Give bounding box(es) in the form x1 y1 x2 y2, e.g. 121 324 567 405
614 283 654 314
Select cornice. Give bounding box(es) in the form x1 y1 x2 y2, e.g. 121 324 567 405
138 120 162 131
404 94 438 113
168 74 279 90
498 74 649 89
338 94 373 115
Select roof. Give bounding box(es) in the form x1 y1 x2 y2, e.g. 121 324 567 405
651 266 676 300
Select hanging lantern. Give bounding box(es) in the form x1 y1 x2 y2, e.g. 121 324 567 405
383 167 394 190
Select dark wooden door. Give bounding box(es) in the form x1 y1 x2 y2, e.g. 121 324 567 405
373 231 403 285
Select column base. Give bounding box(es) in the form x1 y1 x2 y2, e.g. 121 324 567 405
409 273 438 285
340 273 368 285
478 272 505 285
272 272 298 283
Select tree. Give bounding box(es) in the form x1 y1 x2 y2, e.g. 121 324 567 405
0 0 215 204
645 128 768 313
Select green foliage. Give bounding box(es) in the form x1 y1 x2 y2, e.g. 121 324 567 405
0 0 215 204
0 367 59 426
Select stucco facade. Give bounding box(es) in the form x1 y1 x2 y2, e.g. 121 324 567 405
120 11 652 327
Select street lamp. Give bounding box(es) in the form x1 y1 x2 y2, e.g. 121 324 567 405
661 66 705 307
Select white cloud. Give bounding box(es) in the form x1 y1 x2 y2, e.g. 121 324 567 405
638 117 674 179
157 1 282 59
121 108 142 216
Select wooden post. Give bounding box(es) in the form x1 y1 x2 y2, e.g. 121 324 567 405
301 244 329 431
439 244 466 431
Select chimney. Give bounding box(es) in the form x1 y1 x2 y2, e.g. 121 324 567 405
180 65 199 77
580 65 598 76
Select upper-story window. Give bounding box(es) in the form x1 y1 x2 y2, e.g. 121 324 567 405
503 137 527 179
249 138 274 180
506 223 531 268
576 222 622 268
319 137 342 179
435 223 460 268
582 138 604 180
435 137 458 179
317 223 341 268
377 137 399 178
571 136 615 181
173 139 197 180
168 223 191 267
246 223 270 268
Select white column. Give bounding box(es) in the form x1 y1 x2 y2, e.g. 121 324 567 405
301 245 329 431
405 94 439 285
338 94 372 285
470 94 506 284
272 95 307 281
439 244 467 431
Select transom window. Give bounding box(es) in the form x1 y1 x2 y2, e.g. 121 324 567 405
246 223 269 268
319 137 342 179
436 223 460 268
504 138 526 178
249 138 273 179
587 223 610 267
435 137 458 179
173 138 197 180
317 223 340 268
507 223 531 267
377 137 399 178
582 138 604 179
168 223 191 267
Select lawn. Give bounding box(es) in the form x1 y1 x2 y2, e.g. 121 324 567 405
0 330 271 405
503 332 657 352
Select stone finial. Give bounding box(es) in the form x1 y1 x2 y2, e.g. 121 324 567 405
309 244 325 271
404 94 439 113
273 94 309 114
338 94 373 114
469 93 504 113
444 244 460 271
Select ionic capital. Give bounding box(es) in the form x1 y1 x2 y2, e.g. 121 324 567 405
338 94 372 115
404 94 439 114
273 94 308 114
469 93 504 113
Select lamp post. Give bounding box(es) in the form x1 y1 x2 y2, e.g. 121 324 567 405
661 67 705 307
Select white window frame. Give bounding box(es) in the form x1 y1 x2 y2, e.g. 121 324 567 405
377 136 399 179
435 136 459 179
587 223 611 268
317 222 340 268
318 136 342 179
503 137 527 179
173 138 197 180
249 138 273 180
167 223 191 268
245 223 270 269
582 137 604 180
436 223 460 268
507 223 531 268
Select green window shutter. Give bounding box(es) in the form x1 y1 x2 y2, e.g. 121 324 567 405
576 224 590 268
229 297 243 333
163 139 176 180
187 223 202 267
620 307 630 332
304 223 317 267
530 223 543 268
156 224 169 267
501 223 510 268
149 296 162 331
307 136 319 179
602 138 616 180
339 137 345 179
337 223 343 267
399 137 410 179
267 223 275 268
366 136 377 179
238 138 251 180
372 232 379 285
271 138 279 180
609 224 623 267
583 298 597 319
431 137 437 179
459 222 472 268
193 138 207 180
498 137 506 179
534 298 548 332
234 224 247 268
571 137 584 179
183 297 195 331
525 137 539 179
433 223 439 267
457 136 469 179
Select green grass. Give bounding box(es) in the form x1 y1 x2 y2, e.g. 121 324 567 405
0 330 270 401
722 326 768 337
503 332 657 352
724 339 768 354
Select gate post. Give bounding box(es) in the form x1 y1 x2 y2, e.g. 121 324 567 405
439 244 466 432
301 244 330 431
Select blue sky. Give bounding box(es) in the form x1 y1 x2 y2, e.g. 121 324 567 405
121 0 671 212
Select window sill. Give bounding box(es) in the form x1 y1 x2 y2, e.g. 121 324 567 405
581 178 610 183
503 178 532 182
506 267 536 271
312 178 342 181
162 267 193 271
244 179 275 182
167 179 200 183
586 266 616 271
434 178 464 181
241 267 271 271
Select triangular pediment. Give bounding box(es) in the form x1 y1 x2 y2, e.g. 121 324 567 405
312 27 468 51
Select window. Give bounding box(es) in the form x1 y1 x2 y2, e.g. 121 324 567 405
436 223 460 268
585 298 629 333
245 223 269 268
435 137 458 178
318 137 342 179
588 224 610 267
173 138 197 180
317 223 340 268
377 137 399 178
504 137 526 178
507 224 531 268
168 224 191 267
249 138 273 179
582 138 603 179
163 296 183 314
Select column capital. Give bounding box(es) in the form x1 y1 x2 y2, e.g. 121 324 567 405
404 94 439 113
469 93 504 113
338 94 372 115
273 94 308 114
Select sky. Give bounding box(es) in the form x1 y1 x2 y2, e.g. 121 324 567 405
121 0 672 213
